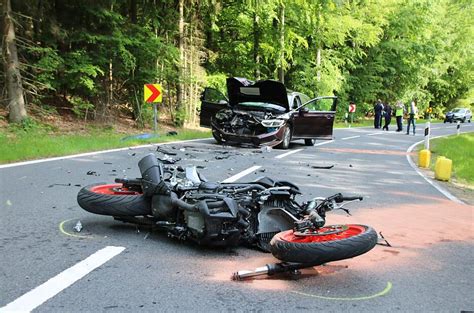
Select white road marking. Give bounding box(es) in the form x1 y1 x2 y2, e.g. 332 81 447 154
222 165 262 183
314 140 334 146
0 246 125 312
406 138 464 204
367 132 383 136
275 149 303 159
0 138 210 169
341 135 360 140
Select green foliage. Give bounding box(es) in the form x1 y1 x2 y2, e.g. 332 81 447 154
4 0 472 125
70 96 94 119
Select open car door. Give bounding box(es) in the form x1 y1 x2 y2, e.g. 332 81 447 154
199 88 229 128
292 96 337 139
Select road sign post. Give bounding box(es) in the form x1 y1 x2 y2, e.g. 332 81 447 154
424 121 430 150
456 121 460 136
144 84 163 133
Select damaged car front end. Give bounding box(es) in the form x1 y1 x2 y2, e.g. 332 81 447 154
211 102 290 147
200 77 337 149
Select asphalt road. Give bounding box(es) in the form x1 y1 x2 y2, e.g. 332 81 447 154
1 123 473 312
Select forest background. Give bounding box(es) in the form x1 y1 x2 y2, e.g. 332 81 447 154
1 0 473 128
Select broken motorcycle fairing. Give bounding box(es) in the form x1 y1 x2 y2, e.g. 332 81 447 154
77 154 377 265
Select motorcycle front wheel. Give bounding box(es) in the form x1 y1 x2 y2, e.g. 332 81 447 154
77 183 151 216
270 224 377 265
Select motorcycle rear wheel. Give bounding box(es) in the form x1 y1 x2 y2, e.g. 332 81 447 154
77 183 151 216
270 224 377 264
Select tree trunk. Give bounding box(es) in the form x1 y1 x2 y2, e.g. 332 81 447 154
278 3 285 84
253 12 260 80
176 0 185 126
2 0 27 123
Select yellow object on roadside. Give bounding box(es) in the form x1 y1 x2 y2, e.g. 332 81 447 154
418 149 431 168
435 156 452 181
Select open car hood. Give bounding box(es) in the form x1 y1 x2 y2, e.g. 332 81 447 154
226 77 289 112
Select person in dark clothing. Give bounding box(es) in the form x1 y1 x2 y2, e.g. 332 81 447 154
382 103 392 130
374 99 384 129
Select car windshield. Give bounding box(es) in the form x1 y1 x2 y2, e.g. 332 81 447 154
236 102 287 113
452 108 465 113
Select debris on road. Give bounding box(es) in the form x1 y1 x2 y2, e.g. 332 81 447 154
104 162 113 165
157 154 181 164
311 165 334 169
86 171 100 176
74 221 83 232
48 183 72 187
156 146 177 155
6 200 12 206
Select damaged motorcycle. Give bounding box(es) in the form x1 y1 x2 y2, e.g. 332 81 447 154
77 154 377 279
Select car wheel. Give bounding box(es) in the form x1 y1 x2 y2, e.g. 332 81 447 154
304 139 315 146
462 117 466 123
277 126 291 149
443 120 447 123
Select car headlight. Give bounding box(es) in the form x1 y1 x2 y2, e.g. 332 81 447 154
261 119 285 128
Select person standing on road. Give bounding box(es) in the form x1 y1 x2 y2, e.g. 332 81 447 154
382 103 392 131
374 99 384 129
395 101 405 132
406 99 418 135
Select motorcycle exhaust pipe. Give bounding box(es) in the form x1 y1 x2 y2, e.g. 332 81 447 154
232 262 316 281
138 154 164 196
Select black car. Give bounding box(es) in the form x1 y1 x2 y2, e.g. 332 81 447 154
199 77 337 149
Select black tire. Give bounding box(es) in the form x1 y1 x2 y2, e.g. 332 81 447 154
276 126 291 149
304 139 315 146
462 118 466 123
77 183 151 216
270 224 377 265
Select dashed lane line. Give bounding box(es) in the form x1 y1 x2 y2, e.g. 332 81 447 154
341 135 360 140
222 165 262 183
274 149 303 159
0 246 125 312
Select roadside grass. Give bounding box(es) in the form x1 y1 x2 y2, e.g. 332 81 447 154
429 133 474 185
0 126 211 164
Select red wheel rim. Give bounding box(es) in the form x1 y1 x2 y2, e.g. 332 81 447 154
278 225 366 243
90 184 141 195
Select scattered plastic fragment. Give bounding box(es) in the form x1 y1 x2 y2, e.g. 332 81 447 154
86 171 99 176
215 155 230 160
6 200 12 206
311 165 334 169
74 221 83 232
157 154 181 164
261 146 272 153
156 146 177 155
104 162 113 165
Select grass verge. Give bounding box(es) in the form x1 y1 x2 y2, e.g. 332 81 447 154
429 133 474 185
0 126 211 164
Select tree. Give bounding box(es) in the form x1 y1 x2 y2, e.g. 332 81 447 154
2 0 27 123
